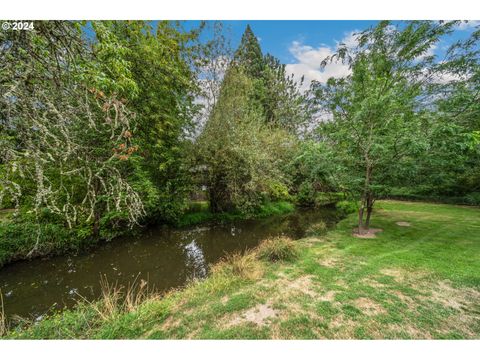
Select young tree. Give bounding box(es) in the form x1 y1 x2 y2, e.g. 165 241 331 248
311 21 457 233
196 67 295 214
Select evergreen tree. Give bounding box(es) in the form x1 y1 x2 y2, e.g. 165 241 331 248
234 24 264 79
233 26 307 132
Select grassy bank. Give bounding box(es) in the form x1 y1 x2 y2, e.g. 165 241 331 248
4 200 480 339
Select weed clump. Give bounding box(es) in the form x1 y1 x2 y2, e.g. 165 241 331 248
256 236 298 262
212 250 263 280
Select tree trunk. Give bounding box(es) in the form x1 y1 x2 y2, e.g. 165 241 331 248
358 165 372 234
365 193 374 230
358 205 364 234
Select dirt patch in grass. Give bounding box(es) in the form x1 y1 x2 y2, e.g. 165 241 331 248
328 314 356 338
388 323 431 339
228 302 277 327
352 228 383 239
362 277 386 289
430 280 480 311
318 290 336 302
380 268 407 282
391 290 417 311
353 297 386 316
317 257 340 268
276 275 317 298
430 281 480 338
396 221 411 227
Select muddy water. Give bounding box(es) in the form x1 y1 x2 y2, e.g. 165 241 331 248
0 208 338 320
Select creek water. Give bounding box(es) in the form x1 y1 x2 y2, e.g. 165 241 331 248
0 208 339 320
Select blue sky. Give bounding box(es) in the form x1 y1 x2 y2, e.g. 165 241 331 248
184 20 476 60
193 20 379 63
180 20 478 90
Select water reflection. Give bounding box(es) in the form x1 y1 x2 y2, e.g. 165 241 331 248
184 240 207 278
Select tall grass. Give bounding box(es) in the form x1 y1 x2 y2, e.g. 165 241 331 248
212 250 263 280
256 236 299 262
76 274 157 321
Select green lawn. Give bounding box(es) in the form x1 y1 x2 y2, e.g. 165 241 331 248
4 200 480 339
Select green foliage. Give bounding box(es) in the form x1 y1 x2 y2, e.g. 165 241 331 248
1 20 479 270
196 66 296 214
234 25 264 79
288 141 338 206
336 200 359 216
388 188 480 206
176 201 294 227
296 182 317 206
311 21 458 228
0 21 204 265
256 201 295 217
0 219 88 267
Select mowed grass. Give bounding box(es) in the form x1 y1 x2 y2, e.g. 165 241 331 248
5 200 480 339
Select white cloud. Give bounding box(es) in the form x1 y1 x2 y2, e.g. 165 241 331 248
456 20 480 30
285 31 360 92
432 71 466 84
425 44 437 57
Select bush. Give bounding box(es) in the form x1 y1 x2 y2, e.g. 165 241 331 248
314 192 346 207
336 200 358 216
256 236 298 262
0 220 89 267
186 201 209 213
464 192 480 206
296 182 316 206
266 181 292 202
256 201 295 217
387 187 480 207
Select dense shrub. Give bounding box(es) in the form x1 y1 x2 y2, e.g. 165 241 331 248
336 200 359 216
0 221 91 267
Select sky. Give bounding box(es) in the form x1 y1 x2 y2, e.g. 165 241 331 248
182 20 479 91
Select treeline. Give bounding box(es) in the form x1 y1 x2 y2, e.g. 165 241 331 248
0 21 479 264
0 21 205 263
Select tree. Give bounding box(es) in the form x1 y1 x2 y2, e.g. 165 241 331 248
0 21 145 244
311 21 457 233
234 25 264 79
196 67 295 214
262 54 308 133
98 21 203 222
234 25 308 133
